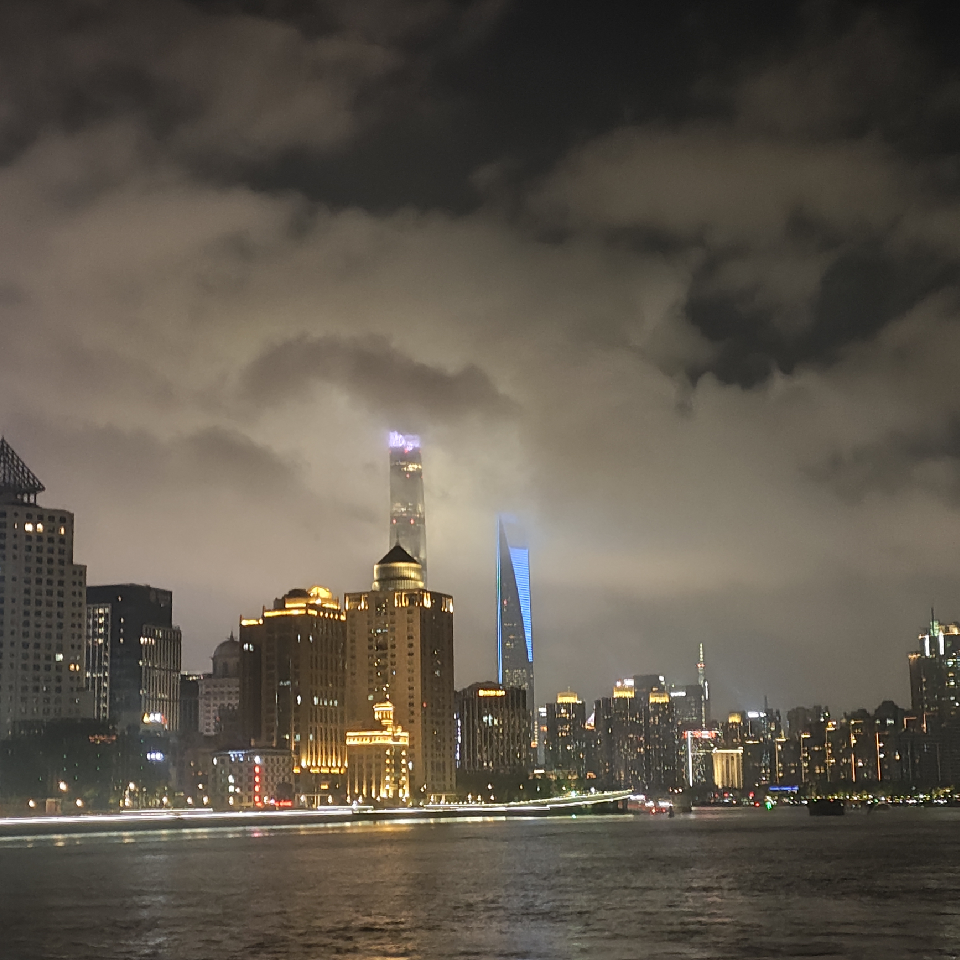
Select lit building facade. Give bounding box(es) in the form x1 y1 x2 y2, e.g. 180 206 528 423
346 701 410 804
84 601 111 722
669 685 705 726
683 729 719 788
591 688 644 791
455 682 529 774
239 586 346 776
139 624 182 733
199 636 240 736
211 748 294 808
542 690 587 778
86 583 178 732
345 546 455 801
0 438 88 736
644 689 678 792
389 432 427 581
497 516 534 720
713 747 744 789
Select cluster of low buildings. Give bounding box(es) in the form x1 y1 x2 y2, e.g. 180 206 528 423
531 615 960 798
2 433 960 812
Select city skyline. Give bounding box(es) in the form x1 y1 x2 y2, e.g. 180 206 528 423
2 432 946 721
4 3 960 718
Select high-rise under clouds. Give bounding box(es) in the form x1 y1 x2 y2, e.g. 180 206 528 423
389 433 427 583
497 516 534 715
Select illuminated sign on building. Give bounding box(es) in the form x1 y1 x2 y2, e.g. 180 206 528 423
389 432 421 450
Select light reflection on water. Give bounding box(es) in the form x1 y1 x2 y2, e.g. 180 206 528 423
1 808 959 959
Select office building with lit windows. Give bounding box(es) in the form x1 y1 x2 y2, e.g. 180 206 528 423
455 682 529 774
86 583 181 733
389 432 427 581
542 690 587 778
645 688 679 792
238 586 347 777
0 438 88 736
345 546 455 801
591 687 644 791
670 684 705 726
139 624 182 733
497 516 534 720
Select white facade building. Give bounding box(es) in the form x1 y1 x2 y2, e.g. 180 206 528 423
0 439 88 736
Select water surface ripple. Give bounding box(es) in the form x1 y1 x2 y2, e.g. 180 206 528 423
1 807 958 960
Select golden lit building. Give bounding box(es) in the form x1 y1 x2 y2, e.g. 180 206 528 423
345 546 455 802
346 701 410 804
238 586 346 776
712 747 744 790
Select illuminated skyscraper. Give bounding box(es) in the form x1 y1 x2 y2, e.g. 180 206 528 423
909 613 960 731
238 586 347 777
497 516 534 715
345 546 455 801
389 432 426 582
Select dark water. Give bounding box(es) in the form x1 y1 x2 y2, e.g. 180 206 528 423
1 807 959 960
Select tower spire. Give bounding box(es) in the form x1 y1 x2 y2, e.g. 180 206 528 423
697 643 709 725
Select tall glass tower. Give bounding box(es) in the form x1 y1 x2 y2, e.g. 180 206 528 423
497 516 534 713
389 432 426 582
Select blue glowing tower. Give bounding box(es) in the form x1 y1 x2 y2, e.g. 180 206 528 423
497 516 534 717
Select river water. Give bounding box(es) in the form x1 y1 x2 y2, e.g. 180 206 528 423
1 807 958 960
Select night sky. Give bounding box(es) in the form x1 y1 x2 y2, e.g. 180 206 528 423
2 0 959 716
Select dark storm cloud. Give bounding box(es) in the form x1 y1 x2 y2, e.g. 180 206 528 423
176 426 306 496
728 5 960 148
241 333 517 425
0 0 506 172
684 243 960 387
809 410 960 505
33 421 310 505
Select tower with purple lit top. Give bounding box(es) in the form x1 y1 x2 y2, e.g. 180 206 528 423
389 432 427 584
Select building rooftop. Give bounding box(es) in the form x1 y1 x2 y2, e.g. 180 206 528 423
0 437 45 505
378 544 420 566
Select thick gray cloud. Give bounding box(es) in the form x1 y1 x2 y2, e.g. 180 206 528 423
2 0 959 718
240 333 517 425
